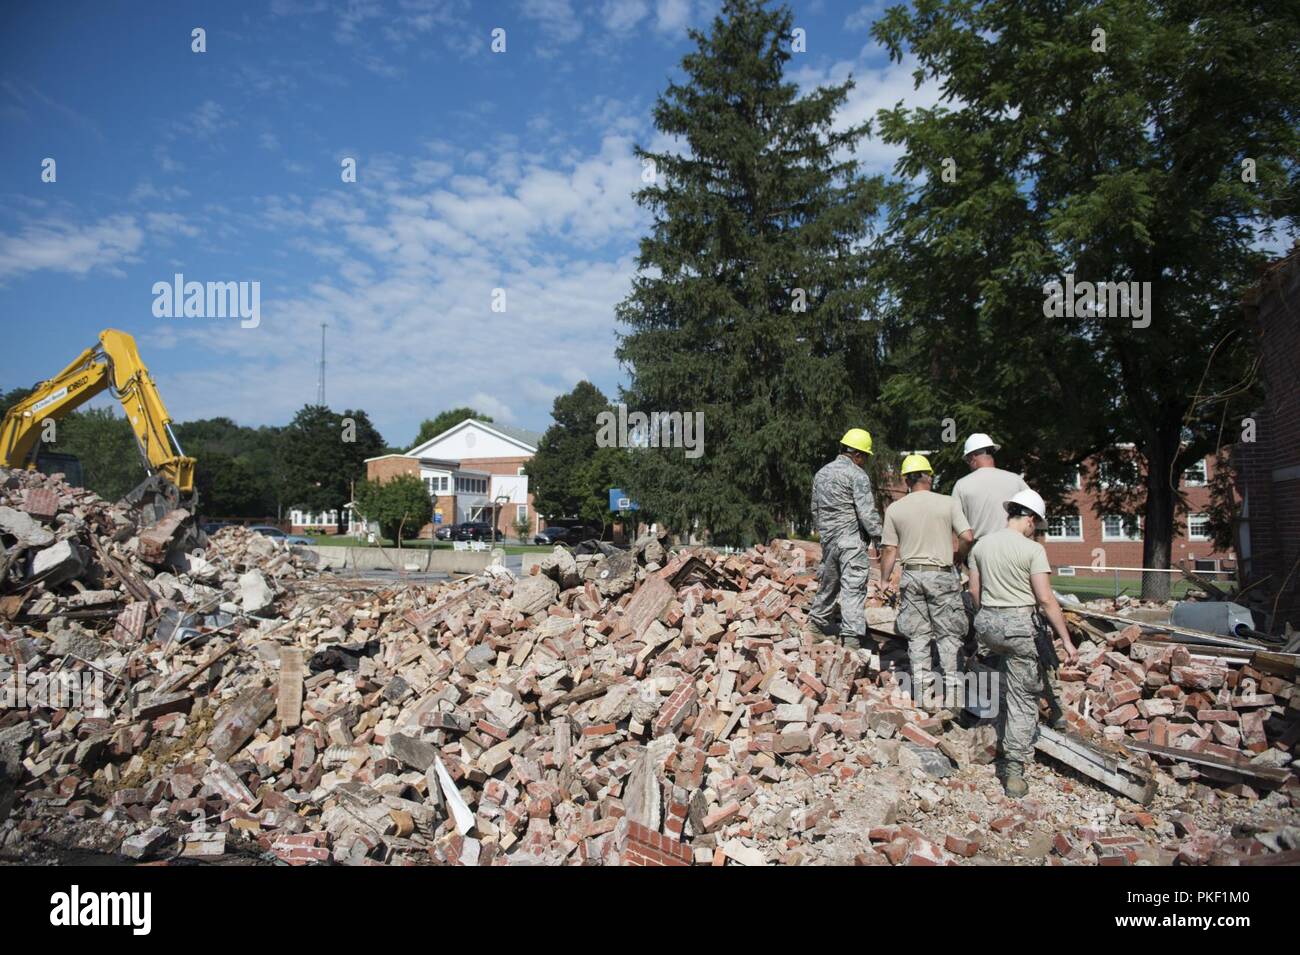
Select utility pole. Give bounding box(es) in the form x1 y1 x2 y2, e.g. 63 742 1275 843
316 322 327 406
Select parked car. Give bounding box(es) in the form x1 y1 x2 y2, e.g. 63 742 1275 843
201 521 232 536
533 526 573 545
249 525 313 546
452 521 498 542
435 523 458 541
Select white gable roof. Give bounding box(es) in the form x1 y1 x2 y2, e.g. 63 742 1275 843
407 419 538 459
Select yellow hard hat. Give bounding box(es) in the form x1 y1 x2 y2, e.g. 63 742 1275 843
900 453 932 476
840 428 873 455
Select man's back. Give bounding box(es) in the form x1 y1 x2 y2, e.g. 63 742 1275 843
882 490 969 566
812 456 880 543
953 467 1028 540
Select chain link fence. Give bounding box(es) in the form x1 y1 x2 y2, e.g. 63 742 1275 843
1051 565 1236 601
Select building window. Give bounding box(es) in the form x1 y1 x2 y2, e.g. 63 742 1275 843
1183 459 1208 486
517 505 528 522
1188 513 1210 541
1097 460 1137 489
517 467 526 476
1102 514 1141 541
1046 513 1083 541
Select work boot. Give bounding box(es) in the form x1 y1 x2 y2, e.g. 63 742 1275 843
804 621 829 641
841 634 863 650
998 760 1028 797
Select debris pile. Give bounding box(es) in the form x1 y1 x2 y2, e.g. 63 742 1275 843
1057 611 1299 790
0 468 1296 865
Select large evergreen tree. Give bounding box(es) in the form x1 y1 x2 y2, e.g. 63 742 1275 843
282 405 387 525
616 0 887 545
872 0 1298 597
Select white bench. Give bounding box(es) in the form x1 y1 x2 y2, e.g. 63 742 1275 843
452 541 469 552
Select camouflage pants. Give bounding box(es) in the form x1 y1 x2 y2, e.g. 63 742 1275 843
896 568 967 709
974 605 1041 771
808 536 869 638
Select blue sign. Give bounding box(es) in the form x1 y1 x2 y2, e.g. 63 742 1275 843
609 488 639 512
434 513 443 524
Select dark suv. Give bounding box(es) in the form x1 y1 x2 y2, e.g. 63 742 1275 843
453 521 497 541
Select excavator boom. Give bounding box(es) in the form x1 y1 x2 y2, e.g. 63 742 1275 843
0 329 195 499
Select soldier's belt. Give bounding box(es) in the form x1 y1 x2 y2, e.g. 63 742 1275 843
902 563 952 572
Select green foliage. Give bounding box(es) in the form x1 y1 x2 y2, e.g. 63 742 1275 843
281 405 387 522
513 516 531 542
192 451 267 518
0 386 35 419
354 474 432 543
47 407 140 502
411 407 492 449
529 382 627 526
175 417 285 517
616 0 887 545
869 0 1297 595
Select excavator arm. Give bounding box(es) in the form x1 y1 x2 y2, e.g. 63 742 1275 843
0 329 195 498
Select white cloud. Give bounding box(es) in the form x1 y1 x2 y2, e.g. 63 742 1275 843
653 0 691 33
0 215 144 281
520 0 583 44
789 53 947 175
844 2 890 33
603 0 649 33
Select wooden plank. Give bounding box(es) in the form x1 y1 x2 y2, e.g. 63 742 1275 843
208 685 276 762
1035 726 1156 805
1250 650 1299 680
1123 738 1292 784
1071 607 1264 652
278 647 304 730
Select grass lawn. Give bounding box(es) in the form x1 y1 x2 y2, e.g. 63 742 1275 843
1052 574 1197 600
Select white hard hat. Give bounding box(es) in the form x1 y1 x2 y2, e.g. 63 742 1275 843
1003 489 1047 520
962 433 1001 457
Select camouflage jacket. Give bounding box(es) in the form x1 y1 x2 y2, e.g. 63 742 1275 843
811 454 883 546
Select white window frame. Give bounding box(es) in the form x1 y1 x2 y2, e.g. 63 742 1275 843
516 505 528 522
1097 460 1136 489
1187 513 1210 542
1183 459 1208 487
1046 512 1083 541
1101 514 1141 541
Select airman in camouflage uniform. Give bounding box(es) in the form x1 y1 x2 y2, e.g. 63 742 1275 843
968 488 1077 797
807 430 882 649
878 454 974 711
972 605 1041 779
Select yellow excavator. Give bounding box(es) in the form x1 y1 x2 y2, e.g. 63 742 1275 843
0 328 197 526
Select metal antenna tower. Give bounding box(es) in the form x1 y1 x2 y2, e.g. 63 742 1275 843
316 322 327 406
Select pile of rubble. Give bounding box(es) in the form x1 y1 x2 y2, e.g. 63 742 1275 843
0 468 1295 866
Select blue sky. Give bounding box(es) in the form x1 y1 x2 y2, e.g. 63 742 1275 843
0 0 935 448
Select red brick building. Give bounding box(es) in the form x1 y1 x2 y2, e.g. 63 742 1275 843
884 451 1233 576
1034 454 1232 574
1233 248 1300 630
360 419 542 540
